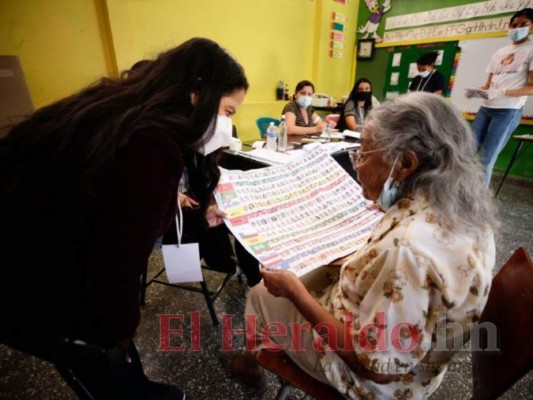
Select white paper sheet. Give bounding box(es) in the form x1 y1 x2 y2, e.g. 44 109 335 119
215 147 382 277
162 243 203 283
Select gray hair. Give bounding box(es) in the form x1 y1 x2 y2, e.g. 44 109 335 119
366 92 499 232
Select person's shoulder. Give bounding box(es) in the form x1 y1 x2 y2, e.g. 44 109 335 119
282 101 296 113
127 129 183 166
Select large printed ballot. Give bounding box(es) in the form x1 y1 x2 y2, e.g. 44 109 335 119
214 146 383 277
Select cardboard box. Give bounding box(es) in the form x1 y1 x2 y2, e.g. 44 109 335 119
0 56 34 138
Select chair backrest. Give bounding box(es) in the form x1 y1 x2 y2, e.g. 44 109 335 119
256 117 280 139
471 247 533 400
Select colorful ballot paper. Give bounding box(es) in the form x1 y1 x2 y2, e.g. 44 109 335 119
215 147 382 277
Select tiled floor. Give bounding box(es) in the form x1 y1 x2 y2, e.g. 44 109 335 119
1 175 532 400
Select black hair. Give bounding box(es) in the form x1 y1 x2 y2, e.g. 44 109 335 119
336 78 373 131
417 51 439 66
292 80 315 101
510 8 533 23
1 37 248 213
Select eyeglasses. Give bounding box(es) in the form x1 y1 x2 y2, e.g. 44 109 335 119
348 148 386 164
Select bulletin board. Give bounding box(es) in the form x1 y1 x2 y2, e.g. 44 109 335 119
382 41 459 99
449 36 533 121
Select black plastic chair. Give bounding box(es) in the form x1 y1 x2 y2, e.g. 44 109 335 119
140 261 243 326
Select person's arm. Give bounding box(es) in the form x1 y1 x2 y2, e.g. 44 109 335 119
178 193 199 209
86 131 182 344
311 112 325 132
260 269 401 383
285 111 322 135
343 101 359 131
432 71 445 95
345 115 358 131
481 73 493 90
501 70 533 96
408 76 419 92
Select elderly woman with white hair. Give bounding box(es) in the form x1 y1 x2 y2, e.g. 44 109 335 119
227 92 498 399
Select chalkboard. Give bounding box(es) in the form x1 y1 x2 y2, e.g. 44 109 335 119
382 41 459 99
449 36 533 120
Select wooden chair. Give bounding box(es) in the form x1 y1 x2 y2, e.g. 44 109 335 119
256 349 345 400
472 246 533 400
257 247 533 400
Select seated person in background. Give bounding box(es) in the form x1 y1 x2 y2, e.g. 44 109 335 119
336 77 379 132
228 92 498 399
282 80 324 135
409 51 446 95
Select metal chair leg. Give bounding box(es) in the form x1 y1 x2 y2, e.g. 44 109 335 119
495 141 523 197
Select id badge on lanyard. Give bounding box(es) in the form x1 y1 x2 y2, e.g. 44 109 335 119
161 200 203 283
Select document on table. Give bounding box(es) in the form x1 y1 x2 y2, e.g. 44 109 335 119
342 129 361 139
214 147 382 277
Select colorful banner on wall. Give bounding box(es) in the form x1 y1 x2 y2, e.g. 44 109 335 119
330 12 347 58
358 0 532 45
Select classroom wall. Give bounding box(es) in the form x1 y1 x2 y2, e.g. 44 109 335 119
0 0 359 142
355 0 533 180
0 0 111 107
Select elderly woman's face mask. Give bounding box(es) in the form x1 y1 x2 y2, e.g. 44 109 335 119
376 155 401 210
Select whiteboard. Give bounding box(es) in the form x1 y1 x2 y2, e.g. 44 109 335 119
449 37 533 119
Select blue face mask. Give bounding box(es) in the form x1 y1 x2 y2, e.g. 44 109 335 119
376 156 402 210
297 95 312 108
508 26 530 41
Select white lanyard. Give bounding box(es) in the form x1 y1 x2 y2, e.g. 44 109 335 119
416 70 434 92
174 200 183 247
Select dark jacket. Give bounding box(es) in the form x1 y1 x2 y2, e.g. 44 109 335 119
0 129 183 351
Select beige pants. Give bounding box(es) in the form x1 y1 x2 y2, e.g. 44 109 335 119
244 267 336 385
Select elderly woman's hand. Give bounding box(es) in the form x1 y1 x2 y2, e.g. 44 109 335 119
260 269 305 300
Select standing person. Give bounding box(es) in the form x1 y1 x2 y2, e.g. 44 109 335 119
227 92 498 399
0 37 248 399
409 51 446 95
468 8 533 187
282 80 325 135
336 77 380 132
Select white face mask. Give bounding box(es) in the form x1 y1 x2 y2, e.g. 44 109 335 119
508 26 530 42
297 95 313 108
197 115 233 155
419 70 431 78
376 155 401 210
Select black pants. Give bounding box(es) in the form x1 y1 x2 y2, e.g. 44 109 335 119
55 339 184 400
200 225 261 287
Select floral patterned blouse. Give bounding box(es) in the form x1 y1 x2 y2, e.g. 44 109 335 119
313 195 495 400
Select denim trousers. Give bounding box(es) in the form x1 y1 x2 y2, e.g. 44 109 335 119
471 106 523 187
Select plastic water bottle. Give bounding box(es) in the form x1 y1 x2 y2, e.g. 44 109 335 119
323 123 331 143
278 116 288 151
266 122 277 151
